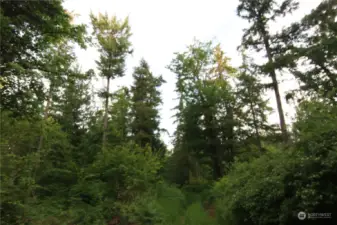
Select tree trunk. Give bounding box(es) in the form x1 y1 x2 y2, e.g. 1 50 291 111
225 104 234 172
35 84 53 181
212 156 222 180
205 111 223 180
37 85 53 152
260 28 288 143
317 62 337 88
102 76 110 149
317 62 337 102
248 86 263 151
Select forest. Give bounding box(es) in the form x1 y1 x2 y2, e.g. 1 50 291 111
0 0 336 224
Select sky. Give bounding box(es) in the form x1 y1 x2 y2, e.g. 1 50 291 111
63 0 321 149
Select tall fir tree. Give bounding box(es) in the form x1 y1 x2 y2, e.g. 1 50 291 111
55 66 93 163
237 0 299 143
130 59 166 155
235 51 272 152
275 0 337 104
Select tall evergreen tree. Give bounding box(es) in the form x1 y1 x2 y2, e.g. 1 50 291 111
235 51 272 151
2 1 337 224
55 66 93 162
237 0 299 143
275 0 337 104
130 59 166 155
90 13 132 149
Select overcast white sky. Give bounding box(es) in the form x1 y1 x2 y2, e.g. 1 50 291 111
63 0 321 149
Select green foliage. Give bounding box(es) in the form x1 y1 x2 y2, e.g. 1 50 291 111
215 148 337 225
0 112 72 224
57 143 162 224
125 194 165 225
237 0 298 142
183 202 216 225
90 12 132 80
1 1 337 225
121 181 218 225
55 65 93 162
168 40 239 181
293 100 337 156
0 0 87 118
0 0 86 66
107 87 132 146
276 0 337 103
235 52 273 152
92 143 161 195
214 101 337 225
130 59 166 155
154 182 186 219
214 149 291 225
90 12 133 148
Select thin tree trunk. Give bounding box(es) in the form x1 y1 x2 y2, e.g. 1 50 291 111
225 104 234 171
317 62 337 88
212 156 222 180
102 76 110 149
205 110 223 180
251 106 263 151
260 28 288 143
37 85 53 152
247 85 263 151
34 84 53 183
317 62 337 102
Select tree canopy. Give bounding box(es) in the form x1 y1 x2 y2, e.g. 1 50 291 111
1 1 336 225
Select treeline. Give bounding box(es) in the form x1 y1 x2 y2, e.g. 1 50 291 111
0 0 336 225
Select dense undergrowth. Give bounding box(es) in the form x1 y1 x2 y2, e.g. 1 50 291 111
2 101 336 224
1 0 337 224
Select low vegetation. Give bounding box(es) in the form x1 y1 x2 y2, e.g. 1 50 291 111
1 0 336 224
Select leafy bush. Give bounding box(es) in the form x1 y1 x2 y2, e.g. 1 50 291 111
214 148 337 225
214 101 337 225
182 178 214 207
122 181 218 225
0 112 72 224
64 143 162 224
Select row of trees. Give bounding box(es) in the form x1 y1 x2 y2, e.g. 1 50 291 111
1 1 166 223
166 0 336 185
1 0 336 224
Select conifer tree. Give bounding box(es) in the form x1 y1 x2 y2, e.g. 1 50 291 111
276 0 337 103
130 59 166 155
237 0 299 143
56 66 93 162
235 52 272 151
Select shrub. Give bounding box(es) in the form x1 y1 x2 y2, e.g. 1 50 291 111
213 101 337 225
